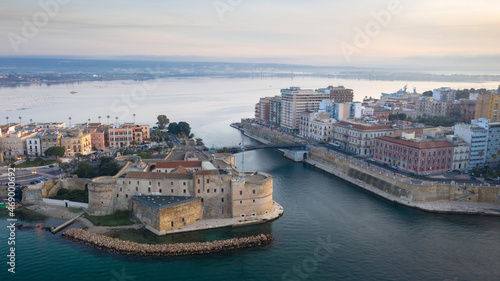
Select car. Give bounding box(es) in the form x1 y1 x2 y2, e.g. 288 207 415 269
485 177 493 181
470 177 476 180
370 158 376 162
409 172 415 176
391 165 398 170
34 179 42 183
30 181 36 184
423 172 430 176
41 176 49 180
49 164 55 168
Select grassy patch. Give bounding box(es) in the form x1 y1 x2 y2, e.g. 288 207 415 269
50 189 88 203
16 160 57 168
83 210 134 226
67 207 84 213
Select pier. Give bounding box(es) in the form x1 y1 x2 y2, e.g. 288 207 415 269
51 213 83 234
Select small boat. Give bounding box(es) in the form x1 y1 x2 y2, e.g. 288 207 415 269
70 91 78 94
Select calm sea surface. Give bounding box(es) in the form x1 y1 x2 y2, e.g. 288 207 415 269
1 78 500 281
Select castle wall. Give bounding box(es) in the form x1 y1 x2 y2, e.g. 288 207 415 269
132 198 203 235
231 172 274 218
194 173 233 219
87 177 115 215
114 176 194 211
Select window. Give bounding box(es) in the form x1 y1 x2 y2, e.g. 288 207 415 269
171 182 173 185
240 201 242 204
183 189 186 194
171 189 174 193
214 189 217 193
221 198 224 202
125 194 128 198
207 179 210 184
207 189 210 193
158 182 160 187
253 190 255 194
171 222 174 227
183 182 186 186
240 191 242 195
221 188 224 193
148 188 151 192
197 179 200 184
159 189 162 193
120 188 122 192
136 187 138 191
116 194 119 197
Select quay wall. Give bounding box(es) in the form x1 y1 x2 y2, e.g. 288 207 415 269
62 228 274 256
238 120 500 214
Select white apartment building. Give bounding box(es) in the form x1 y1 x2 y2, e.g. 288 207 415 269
280 87 330 131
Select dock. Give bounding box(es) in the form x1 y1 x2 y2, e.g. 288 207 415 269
51 213 83 234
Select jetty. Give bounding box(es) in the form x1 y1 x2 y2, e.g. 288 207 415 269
62 228 274 256
51 213 83 234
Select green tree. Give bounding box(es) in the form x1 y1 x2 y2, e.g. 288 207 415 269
75 162 95 178
168 122 179 134
422 90 433 97
98 157 120 176
156 115 169 130
44 146 65 157
178 121 191 136
137 152 151 159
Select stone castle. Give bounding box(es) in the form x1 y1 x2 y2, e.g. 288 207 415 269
87 153 277 235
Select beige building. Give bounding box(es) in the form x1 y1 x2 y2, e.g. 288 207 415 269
475 92 500 122
446 135 470 171
331 122 395 156
40 131 63 153
280 87 330 131
299 111 335 142
61 130 92 157
0 130 36 160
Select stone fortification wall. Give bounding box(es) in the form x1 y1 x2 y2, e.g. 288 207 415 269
232 172 274 218
87 176 116 215
241 122 296 145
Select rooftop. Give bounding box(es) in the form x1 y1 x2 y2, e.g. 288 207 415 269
125 171 193 180
155 161 202 169
377 136 454 149
133 195 199 210
336 121 393 131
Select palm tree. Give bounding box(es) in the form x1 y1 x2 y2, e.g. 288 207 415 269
115 117 118 127
107 115 110 125
5 116 8 125
30 118 33 125
133 113 136 124
68 117 72 128
98 116 101 124
18 116 22 125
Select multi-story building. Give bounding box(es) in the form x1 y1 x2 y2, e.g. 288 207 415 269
414 100 460 117
327 86 354 103
299 112 334 142
374 136 454 175
446 135 470 171
34 122 66 130
109 125 133 148
433 87 456 102
458 99 476 123
472 119 500 167
331 122 395 156
40 131 63 153
269 96 282 126
475 92 500 122
280 87 330 131
123 123 150 144
61 130 92 157
454 122 488 168
0 130 36 160
26 135 42 157
254 102 261 120
319 101 361 121
258 97 273 121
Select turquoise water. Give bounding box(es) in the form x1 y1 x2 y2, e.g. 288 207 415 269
2 137 500 280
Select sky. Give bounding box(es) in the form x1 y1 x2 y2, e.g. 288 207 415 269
1 0 500 70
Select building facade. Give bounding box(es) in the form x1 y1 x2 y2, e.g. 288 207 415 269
374 136 454 175
280 87 330 131
475 92 500 122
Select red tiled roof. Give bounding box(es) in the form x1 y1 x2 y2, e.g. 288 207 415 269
376 136 453 149
125 171 192 179
155 161 202 169
336 122 393 131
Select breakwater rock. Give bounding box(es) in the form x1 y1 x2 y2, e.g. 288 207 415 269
62 228 274 256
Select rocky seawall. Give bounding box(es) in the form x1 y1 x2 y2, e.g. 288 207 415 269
62 228 274 256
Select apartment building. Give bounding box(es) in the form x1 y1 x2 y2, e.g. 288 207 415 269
319 101 361 121
454 123 488 168
61 130 92 157
374 136 453 175
445 135 470 171
331 122 395 156
475 92 500 122
280 87 330 131
299 112 335 142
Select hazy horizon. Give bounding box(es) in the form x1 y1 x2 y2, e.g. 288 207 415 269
1 0 500 73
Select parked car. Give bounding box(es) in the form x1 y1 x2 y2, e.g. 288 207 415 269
423 172 430 176
485 177 493 181
30 181 36 184
370 158 376 162
470 177 476 180
391 165 398 170
49 164 55 168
